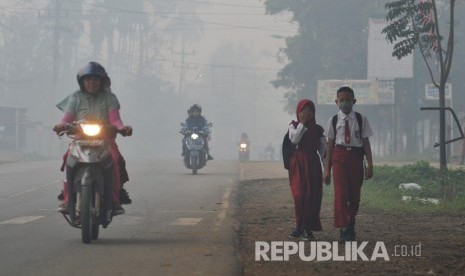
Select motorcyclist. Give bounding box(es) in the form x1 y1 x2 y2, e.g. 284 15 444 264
182 104 213 160
240 133 250 145
53 61 132 215
238 132 251 161
264 142 275 160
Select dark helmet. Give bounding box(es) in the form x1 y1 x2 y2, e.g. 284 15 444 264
189 104 202 114
76 61 109 91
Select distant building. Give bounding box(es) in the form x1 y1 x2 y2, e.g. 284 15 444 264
0 106 29 149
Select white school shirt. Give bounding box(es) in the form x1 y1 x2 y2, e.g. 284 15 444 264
288 122 326 158
323 110 373 147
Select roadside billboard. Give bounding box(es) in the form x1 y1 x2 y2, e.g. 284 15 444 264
317 79 395 105
425 83 452 100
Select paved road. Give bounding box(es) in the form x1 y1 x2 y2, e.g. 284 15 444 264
0 158 240 276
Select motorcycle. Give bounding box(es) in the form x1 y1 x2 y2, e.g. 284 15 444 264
238 141 250 162
264 143 275 161
264 149 275 161
180 122 212 175
264 150 274 160
57 120 126 244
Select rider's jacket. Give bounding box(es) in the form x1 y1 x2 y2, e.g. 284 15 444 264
185 115 208 130
57 89 120 122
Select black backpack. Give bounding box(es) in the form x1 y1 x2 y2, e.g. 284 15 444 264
282 130 295 170
282 123 326 170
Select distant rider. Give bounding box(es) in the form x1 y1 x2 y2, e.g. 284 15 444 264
264 142 275 160
182 104 213 160
240 133 250 145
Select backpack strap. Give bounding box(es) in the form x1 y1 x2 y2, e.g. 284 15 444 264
331 115 338 139
331 112 363 141
355 112 362 133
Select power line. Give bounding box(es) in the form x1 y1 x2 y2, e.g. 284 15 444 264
60 40 284 72
3 7 295 34
172 0 264 8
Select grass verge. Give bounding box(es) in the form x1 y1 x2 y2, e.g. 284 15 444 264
323 161 465 214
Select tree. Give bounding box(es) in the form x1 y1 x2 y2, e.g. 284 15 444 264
382 0 458 172
264 1 389 114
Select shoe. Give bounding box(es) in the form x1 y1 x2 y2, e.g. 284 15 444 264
207 154 214 160
112 205 125 215
345 226 356 241
288 228 304 239
57 191 64 201
302 230 316 241
57 202 68 214
339 228 347 243
119 187 132 205
339 226 356 243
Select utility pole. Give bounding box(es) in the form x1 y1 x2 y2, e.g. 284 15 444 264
52 0 61 86
38 0 63 156
38 0 63 97
172 34 196 96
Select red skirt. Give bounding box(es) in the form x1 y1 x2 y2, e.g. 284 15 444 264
289 150 323 231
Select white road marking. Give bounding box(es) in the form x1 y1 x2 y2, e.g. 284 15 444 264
214 186 232 229
6 180 60 199
239 164 244 181
171 218 203 226
159 210 218 213
0 216 45 225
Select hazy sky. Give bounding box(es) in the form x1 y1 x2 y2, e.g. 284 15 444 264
0 0 298 160
166 0 298 159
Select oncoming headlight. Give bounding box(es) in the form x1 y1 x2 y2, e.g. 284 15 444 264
81 124 102 137
240 143 247 149
191 133 199 140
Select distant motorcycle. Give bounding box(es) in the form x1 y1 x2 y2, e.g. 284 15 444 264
264 144 275 161
238 141 250 162
180 122 212 174
57 120 127 244
264 149 275 161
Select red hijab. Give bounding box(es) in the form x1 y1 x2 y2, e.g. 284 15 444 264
296 99 316 128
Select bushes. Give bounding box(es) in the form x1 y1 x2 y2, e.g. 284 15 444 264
322 161 464 213
360 161 465 213
370 161 464 199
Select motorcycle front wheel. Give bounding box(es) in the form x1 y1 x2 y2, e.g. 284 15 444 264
81 185 99 243
191 155 198 175
91 193 100 240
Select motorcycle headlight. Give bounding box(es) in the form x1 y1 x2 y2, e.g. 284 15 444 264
191 133 199 140
80 124 102 137
240 143 247 149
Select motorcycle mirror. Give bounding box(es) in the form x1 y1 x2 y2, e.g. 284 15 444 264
208 122 213 127
180 122 186 127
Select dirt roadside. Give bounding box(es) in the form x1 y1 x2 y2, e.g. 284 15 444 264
235 161 465 276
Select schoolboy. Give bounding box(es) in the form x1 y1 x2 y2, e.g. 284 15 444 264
323 86 373 242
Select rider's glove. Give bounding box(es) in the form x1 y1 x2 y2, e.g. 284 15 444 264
121 126 133 137
53 124 67 135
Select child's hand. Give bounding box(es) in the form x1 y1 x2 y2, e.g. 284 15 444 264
364 165 373 180
323 170 331 185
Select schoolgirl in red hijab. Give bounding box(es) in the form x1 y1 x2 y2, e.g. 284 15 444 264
287 99 326 240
